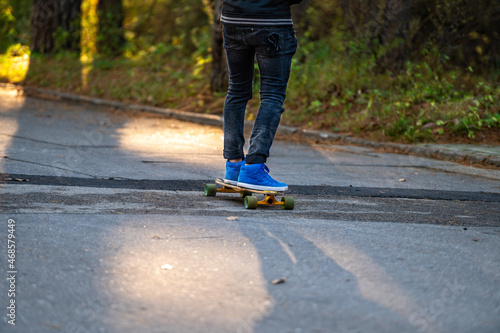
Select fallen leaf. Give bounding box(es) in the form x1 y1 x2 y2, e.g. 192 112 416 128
271 277 286 285
152 236 160 239
161 264 173 270
44 323 62 330
226 216 238 221
399 178 406 182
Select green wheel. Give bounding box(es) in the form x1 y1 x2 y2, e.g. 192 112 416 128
204 184 217 197
244 196 258 209
240 190 253 198
281 197 294 210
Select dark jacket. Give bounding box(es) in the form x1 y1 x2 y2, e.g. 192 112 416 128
222 0 303 26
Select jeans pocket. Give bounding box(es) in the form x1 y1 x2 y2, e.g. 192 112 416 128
258 27 297 56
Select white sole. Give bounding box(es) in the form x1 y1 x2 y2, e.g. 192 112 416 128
223 179 238 185
237 182 288 192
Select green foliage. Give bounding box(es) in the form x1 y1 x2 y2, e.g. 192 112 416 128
0 0 498 144
283 22 499 143
0 0 30 53
123 0 209 57
279 0 500 143
0 1 15 52
0 43 30 82
53 20 82 55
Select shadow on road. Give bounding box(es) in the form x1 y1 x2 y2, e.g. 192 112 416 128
235 219 417 332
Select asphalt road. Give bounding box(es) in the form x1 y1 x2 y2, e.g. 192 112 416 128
0 91 499 333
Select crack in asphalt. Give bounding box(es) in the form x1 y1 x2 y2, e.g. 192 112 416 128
1 173 500 202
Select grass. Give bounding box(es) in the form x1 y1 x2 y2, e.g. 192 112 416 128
0 35 499 145
20 48 223 113
282 35 500 144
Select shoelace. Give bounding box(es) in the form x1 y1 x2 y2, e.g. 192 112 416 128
254 164 276 183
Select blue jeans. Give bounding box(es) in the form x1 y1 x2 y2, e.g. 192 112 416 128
223 24 297 164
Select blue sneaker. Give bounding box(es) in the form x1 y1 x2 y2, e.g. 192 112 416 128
224 159 245 185
237 163 288 191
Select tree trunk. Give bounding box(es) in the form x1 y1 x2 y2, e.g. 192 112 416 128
208 0 228 93
377 0 411 71
97 0 125 56
379 0 411 44
31 0 82 54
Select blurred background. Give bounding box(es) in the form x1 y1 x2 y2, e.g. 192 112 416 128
0 0 499 144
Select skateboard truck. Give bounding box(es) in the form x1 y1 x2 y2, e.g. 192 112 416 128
204 179 294 210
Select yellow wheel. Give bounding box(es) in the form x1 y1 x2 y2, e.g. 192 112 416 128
281 197 294 210
244 196 258 209
204 184 217 197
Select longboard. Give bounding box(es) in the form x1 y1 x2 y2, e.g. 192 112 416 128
204 179 294 210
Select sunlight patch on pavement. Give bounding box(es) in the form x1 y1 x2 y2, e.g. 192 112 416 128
0 91 21 173
0 88 26 110
99 223 271 332
116 116 223 165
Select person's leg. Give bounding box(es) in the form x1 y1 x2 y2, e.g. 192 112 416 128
245 26 297 164
222 25 255 184
236 27 297 191
223 25 255 162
